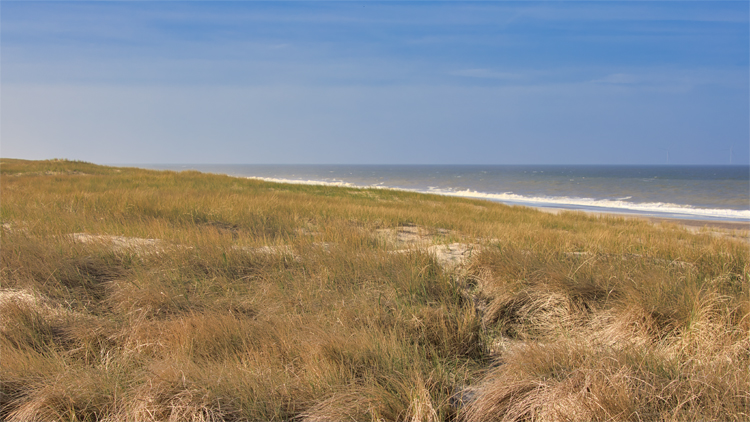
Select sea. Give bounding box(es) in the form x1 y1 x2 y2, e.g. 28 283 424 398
136 165 750 222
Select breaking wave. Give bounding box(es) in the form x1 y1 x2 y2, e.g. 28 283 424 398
248 177 750 221
431 189 750 221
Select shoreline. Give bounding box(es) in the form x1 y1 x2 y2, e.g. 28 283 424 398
240 176 750 224
534 206 749 236
644 216 749 232
121 167 750 224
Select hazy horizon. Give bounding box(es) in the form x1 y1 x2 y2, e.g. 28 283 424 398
111 162 750 167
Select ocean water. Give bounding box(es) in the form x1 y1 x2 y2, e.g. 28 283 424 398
138 164 750 222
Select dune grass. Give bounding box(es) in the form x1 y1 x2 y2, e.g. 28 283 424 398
1 158 747 421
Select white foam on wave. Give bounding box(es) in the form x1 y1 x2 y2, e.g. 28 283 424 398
432 189 750 220
249 177 358 188
248 177 750 221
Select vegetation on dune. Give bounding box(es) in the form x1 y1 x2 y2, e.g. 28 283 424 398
1 158 748 421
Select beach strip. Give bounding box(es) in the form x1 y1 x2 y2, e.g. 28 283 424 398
534 206 749 239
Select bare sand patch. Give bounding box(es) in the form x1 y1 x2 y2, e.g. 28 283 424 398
1 222 29 234
0 289 39 307
0 289 73 329
68 233 165 254
377 225 432 246
376 224 453 247
379 225 480 269
427 243 482 269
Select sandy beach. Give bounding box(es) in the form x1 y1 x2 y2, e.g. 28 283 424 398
535 206 749 236
644 216 749 232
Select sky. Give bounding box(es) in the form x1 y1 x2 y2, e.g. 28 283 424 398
1 1 748 165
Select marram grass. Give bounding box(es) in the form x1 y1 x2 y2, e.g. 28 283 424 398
1 158 747 421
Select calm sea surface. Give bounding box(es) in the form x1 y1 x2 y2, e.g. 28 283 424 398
135 165 750 222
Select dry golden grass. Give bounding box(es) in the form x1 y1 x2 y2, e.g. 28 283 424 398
1 158 747 421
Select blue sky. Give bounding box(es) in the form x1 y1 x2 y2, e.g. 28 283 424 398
1 1 748 165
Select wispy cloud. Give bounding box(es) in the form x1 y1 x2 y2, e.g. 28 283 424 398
449 68 524 80
587 68 748 91
591 73 640 85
